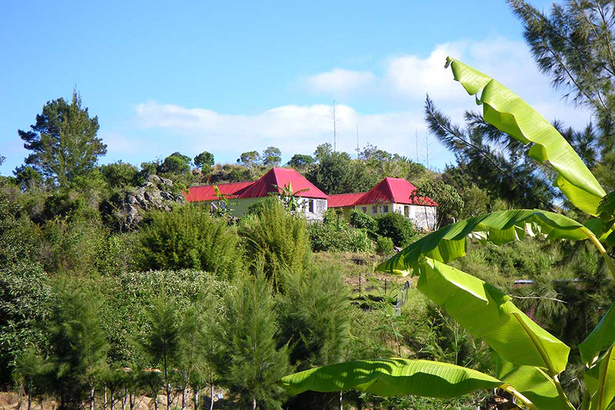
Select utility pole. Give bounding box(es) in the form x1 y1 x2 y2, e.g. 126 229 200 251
332 100 337 152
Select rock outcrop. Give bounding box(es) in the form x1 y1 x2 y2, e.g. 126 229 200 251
103 175 186 230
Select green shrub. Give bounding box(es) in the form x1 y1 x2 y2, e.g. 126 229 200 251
349 209 377 232
39 214 107 276
375 236 394 256
97 269 229 365
307 223 372 253
376 212 416 247
136 205 243 279
0 262 52 387
239 199 310 290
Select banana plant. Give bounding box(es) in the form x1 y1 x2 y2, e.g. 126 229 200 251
280 58 615 410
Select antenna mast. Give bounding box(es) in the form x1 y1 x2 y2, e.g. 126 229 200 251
332 100 337 152
356 124 360 159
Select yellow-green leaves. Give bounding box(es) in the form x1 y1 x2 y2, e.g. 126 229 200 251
378 210 589 276
418 258 570 374
580 302 615 366
495 357 563 410
446 57 606 215
585 347 615 410
279 358 503 397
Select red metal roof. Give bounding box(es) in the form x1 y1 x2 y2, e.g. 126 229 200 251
327 193 365 207
185 168 328 202
237 167 328 199
328 177 437 208
184 182 253 202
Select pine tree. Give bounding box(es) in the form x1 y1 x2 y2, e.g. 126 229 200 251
276 267 352 410
508 0 615 191
141 296 181 410
45 280 108 410
18 90 106 188
214 274 291 410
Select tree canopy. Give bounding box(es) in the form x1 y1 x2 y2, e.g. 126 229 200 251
18 91 106 188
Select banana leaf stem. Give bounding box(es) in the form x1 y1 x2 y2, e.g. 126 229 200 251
501 385 538 410
580 227 615 280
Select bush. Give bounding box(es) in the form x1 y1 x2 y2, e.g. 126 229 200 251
136 205 243 279
349 209 377 232
239 199 310 289
376 212 416 247
39 213 107 276
307 223 372 253
97 269 229 365
376 236 395 256
0 262 52 387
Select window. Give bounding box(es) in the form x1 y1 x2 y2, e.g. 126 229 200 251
404 205 410 217
381 205 389 213
371 206 378 214
308 200 314 213
361 206 368 213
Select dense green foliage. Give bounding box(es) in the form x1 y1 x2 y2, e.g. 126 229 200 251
239 199 310 289
213 274 291 410
375 212 416 247
136 205 243 278
18 91 106 188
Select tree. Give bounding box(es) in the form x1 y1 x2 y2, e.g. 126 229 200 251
425 96 556 209
136 206 243 279
415 180 464 229
158 152 191 175
214 273 291 410
306 144 355 195
238 199 310 291
141 296 181 410
193 151 214 171
44 280 108 410
281 59 615 410
286 154 314 170
276 268 352 410
508 0 615 191
18 91 106 187
237 151 261 168
101 162 139 189
262 146 282 167
13 165 44 191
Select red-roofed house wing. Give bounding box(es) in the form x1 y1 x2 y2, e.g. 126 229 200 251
237 168 328 199
183 168 328 222
327 177 437 231
184 182 253 202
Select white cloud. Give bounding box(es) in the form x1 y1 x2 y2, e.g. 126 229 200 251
125 36 592 171
134 101 430 163
306 69 376 95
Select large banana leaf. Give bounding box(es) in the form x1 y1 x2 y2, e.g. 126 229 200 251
446 57 606 215
378 209 593 275
579 303 615 366
495 356 564 410
584 347 615 410
279 358 502 398
418 258 570 374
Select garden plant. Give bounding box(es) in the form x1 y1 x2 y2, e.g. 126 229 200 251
280 58 615 410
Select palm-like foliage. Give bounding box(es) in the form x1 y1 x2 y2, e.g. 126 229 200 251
281 59 615 410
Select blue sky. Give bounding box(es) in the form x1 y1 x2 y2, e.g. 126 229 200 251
0 0 591 175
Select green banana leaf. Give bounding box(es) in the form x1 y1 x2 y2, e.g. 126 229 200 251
579 302 615 366
279 358 503 398
585 347 615 410
495 356 563 410
418 258 570 374
446 57 606 216
378 209 592 275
